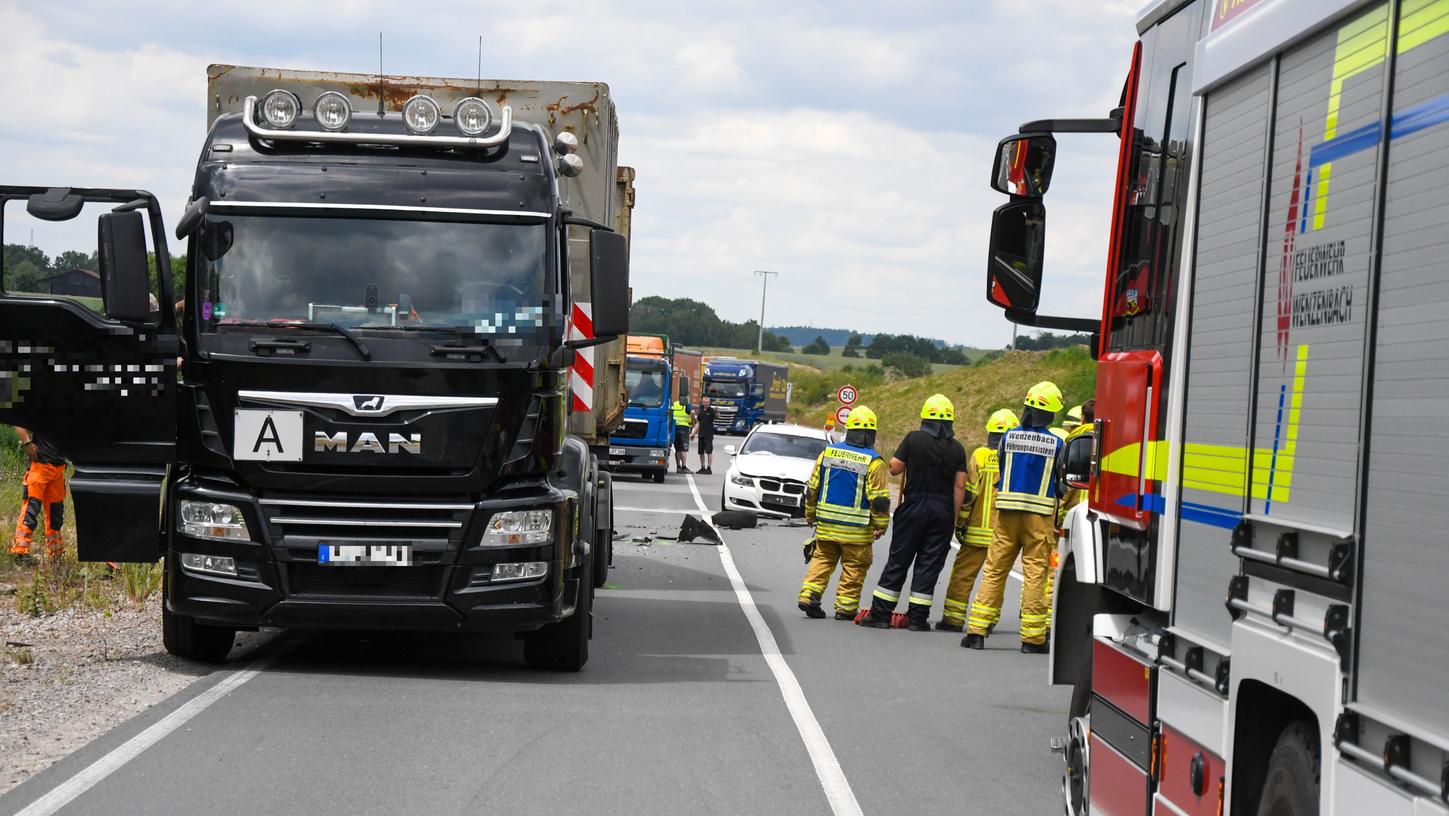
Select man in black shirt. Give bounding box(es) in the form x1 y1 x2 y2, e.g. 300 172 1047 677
693 397 718 474
858 394 967 631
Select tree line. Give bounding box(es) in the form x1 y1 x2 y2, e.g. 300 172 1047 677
630 296 792 351
4 243 185 299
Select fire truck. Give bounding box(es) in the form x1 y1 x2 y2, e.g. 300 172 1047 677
984 0 1449 812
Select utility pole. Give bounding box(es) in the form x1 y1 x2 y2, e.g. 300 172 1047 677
754 270 777 353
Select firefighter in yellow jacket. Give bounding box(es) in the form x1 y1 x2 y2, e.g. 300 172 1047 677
798 405 891 620
936 408 1018 632
964 382 1065 653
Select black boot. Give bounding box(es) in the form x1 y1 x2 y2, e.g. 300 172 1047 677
856 611 892 629
935 620 963 633
906 610 931 632
834 611 855 621
1020 641 1050 654
961 634 985 650
798 598 826 619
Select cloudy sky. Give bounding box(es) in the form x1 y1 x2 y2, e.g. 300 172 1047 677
0 0 1140 347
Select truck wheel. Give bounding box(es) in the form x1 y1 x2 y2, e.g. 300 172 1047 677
1062 657 1092 816
652 468 666 484
524 578 591 672
162 601 236 663
593 472 613 588
1255 721 1319 816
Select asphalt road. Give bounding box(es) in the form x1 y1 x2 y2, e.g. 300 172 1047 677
0 466 1069 816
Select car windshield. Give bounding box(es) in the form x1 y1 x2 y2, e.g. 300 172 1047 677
626 359 668 408
739 431 826 460
195 213 549 337
706 381 746 399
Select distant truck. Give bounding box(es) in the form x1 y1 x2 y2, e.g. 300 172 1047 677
607 334 675 483
702 359 787 434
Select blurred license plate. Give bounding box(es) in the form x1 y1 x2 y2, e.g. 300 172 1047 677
763 494 800 508
609 447 626 456
319 544 412 566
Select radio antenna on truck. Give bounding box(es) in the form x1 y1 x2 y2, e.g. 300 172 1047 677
476 35 483 95
377 32 386 116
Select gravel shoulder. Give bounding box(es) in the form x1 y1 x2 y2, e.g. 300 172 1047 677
0 596 269 795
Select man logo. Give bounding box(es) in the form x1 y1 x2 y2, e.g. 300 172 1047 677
353 395 384 412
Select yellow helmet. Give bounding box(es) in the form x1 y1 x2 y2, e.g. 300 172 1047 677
1024 381 1064 413
920 393 955 421
846 405 878 431
1063 404 1083 428
1049 427 1068 440
985 409 1020 434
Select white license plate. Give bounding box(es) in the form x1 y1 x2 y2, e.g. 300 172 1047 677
763 494 800 508
319 544 413 566
609 447 626 456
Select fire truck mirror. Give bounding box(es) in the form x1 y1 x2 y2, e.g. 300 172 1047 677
1062 432 1093 489
990 132 1056 198
986 200 1045 313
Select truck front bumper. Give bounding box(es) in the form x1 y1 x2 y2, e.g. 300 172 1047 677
603 445 669 473
166 480 586 634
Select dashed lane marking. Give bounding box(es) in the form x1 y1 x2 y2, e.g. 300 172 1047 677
686 475 863 816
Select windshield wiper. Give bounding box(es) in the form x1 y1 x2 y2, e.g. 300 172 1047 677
429 334 505 363
290 322 371 361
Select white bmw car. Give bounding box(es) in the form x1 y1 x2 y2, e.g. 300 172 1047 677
720 424 829 518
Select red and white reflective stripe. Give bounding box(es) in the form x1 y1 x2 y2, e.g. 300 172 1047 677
567 302 594 413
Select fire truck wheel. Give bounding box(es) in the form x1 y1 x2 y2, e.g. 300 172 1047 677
524 576 591 672
162 600 235 663
1063 659 1091 816
1255 721 1319 816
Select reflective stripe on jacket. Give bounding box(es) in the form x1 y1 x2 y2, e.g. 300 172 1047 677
672 401 692 428
806 443 889 544
996 426 1062 515
958 446 1000 546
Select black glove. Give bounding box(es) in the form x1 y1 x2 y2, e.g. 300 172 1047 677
802 536 817 563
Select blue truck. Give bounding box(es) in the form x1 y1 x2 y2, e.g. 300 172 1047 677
607 334 697 483
703 358 788 434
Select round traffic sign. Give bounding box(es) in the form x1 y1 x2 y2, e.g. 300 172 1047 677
836 384 858 406
835 405 853 426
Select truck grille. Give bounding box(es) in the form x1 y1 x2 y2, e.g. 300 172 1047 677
259 496 474 557
614 419 649 440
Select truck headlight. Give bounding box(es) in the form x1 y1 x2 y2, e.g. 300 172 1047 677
313 91 352 131
179 500 251 542
180 553 238 577
402 95 441 135
649 449 667 459
730 473 753 487
453 97 493 136
260 89 301 129
482 509 553 546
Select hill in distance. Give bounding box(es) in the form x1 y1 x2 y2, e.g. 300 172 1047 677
771 326 966 350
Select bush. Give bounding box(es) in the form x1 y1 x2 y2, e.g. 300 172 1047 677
881 352 930 378
802 336 830 355
841 347 861 358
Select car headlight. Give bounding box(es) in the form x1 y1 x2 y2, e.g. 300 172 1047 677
482 509 553 547
730 473 754 487
179 500 251 542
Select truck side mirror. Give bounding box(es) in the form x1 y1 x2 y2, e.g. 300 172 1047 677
588 230 629 339
990 132 1056 198
1062 432 1094 490
97 211 153 322
750 384 765 397
986 200 1045 313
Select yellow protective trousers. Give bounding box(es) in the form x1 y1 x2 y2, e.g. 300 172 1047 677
941 545 989 626
967 510 1054 645
799 538 873 613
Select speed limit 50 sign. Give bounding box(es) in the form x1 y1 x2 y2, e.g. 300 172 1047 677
836 384 858 406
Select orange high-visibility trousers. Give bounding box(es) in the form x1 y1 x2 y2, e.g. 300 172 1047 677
12 462 66 558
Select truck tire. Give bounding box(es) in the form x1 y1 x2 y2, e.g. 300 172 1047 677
651 468 666 484
592 472 613 588
524 577 591 672
1064 658 1092 816
1255 721 1319 816
162 598 235 663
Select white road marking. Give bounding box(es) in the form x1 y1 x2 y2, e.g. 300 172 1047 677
16 658 271 816
614 506 696 514
686 475 863 816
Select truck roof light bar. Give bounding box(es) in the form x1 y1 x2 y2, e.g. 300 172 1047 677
242 94 513 150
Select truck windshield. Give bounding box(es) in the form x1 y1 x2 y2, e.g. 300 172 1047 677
626 359 667 408
706 381 746 399
195 214 548 337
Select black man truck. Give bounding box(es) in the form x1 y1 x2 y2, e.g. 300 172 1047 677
0 64 634 672
983 0 1449 812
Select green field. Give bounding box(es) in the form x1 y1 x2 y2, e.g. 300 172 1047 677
698 346 975 374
